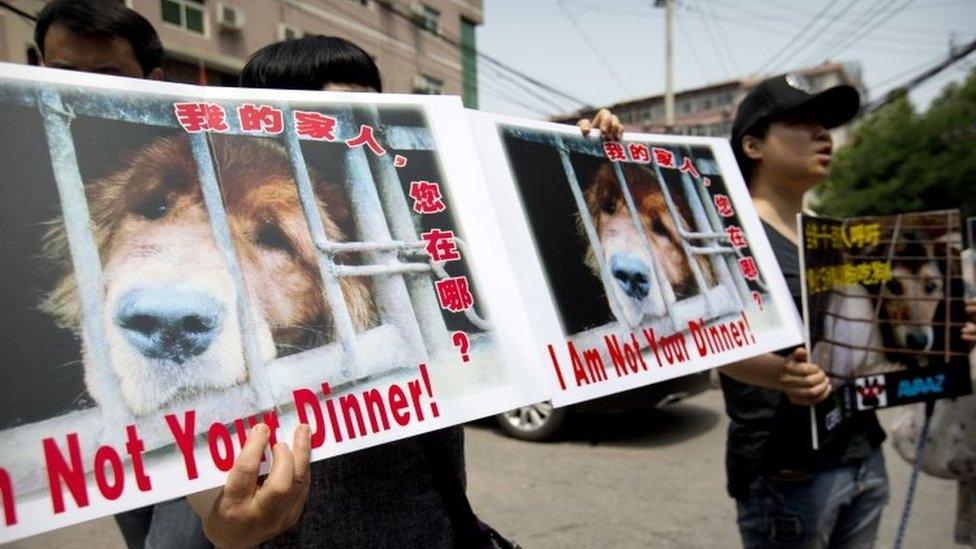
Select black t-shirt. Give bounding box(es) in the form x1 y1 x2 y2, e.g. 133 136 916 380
719 222 886 500
262 427 466 548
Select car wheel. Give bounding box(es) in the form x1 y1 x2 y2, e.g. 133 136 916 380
494 401 569 441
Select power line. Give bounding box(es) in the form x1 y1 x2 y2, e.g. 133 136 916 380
273 0 594 110
557 0 632 96
765 0 863 72
674 8 712 82
0 0 37 22
812 0 921 65
753 0 848 75
703 0 741 75
865 36 976 114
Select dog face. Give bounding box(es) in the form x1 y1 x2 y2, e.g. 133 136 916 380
42 136 374 415
582 163 712 326
881 240 944 353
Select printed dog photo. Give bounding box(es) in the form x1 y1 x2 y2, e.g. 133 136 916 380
582 163 716 327
498 127 769 338
808 213 967 380
40 135 376 416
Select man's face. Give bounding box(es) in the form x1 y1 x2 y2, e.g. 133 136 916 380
42 22 160 79
749 112 833 190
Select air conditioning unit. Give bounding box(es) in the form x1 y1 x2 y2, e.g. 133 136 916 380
277 23 300 41
412 75 428 93
217 3 245 32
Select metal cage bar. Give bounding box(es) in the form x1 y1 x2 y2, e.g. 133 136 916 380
36 88 131 426
335 108 428 367
609 161 682 329
358 105 452 353
280 108 364 380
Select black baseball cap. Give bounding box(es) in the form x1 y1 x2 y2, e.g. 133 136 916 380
731 73 861 150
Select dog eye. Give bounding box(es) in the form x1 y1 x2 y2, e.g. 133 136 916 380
650 218 669 236
134 196 169 220
601 200 617 215
256 224 292 253
885 280 903 295
924 280 939 293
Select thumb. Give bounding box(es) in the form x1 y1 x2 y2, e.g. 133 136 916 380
791 347 808 363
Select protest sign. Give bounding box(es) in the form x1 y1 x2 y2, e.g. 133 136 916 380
800 211 974 448
466 112 804 406
0 63 805 541
0 63 548 542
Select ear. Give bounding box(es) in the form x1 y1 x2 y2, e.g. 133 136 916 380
146 67 165 81
740 134 763 162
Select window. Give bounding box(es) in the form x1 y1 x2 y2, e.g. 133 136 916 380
414 74 443 95
161 0 206 34
278 23 301 41
416 4 441 34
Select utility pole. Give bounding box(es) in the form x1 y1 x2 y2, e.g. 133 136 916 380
655 0 674 129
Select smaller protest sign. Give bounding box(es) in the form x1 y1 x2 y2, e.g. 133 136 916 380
467 112 804 406
799 211 974 448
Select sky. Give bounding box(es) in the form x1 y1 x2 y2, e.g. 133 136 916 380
475 0 976 119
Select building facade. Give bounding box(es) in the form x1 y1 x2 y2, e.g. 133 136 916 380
558 61 866 145
0 0 482 106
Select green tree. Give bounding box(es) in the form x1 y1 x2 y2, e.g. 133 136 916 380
817 68 976 219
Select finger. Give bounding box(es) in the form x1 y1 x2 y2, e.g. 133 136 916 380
577 118 593 136
256 442 296 509
610 115 623 140
292 424 312 486
783 360 819 377
595 110 612 136
223 423 269 504
791 347 808 362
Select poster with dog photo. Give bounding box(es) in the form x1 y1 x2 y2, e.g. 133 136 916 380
466 112 804 406
800 211 974 448
0 63 550 542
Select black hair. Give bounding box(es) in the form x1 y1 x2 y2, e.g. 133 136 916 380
732 117 771 186
35 0 164 76
239 35 382 92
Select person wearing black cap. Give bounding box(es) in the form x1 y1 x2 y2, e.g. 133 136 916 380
718 74 889 548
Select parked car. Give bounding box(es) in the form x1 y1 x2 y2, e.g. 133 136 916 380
494 370 713 441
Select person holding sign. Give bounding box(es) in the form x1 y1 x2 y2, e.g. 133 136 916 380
182 35 622 548
719 74 887 548
32 2 214 548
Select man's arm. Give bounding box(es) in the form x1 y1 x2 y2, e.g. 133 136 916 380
186 423 312 549
720 347 831 406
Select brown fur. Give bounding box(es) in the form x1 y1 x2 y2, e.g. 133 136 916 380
41 134 375 354
582 163 714 297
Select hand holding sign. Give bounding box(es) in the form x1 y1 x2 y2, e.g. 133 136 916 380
193 424 312 548
779 347 832 406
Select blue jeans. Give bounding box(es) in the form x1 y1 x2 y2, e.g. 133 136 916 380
735 448 889 549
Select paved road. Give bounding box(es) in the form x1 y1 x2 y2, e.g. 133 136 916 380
465 389 965 548
9 389 966 548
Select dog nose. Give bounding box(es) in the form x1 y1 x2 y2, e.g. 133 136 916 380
115 288 225 363
610 254 651 300
905 332 929 351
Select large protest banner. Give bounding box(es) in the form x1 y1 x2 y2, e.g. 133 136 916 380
0 63 804 542
0 64 550 542
800 211 974 448
467 112 804 406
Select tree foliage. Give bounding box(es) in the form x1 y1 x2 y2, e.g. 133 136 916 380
817 69 976 219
